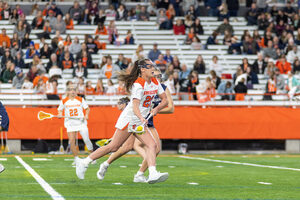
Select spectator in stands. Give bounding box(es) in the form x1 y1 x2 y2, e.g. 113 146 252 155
107 20 118 44
187 70 199 100
73 59 88 79
205 0 221 17
178 64 191 100
246 67 259 88
148 43 161 62
37 20 51 40
95 78 104 95
191 36 203 50
79 50 93 68
69 1 82 22
100 56 120 79
25 42 39 59
27 65 38 82
228 36 241 55
132 44 145 62
34 79 46 94
64 13 74 30
42 3 50 16
14 51 25 69
1 2 11 20
10 43 22 60
0 42 8 57
164 73 176 94
164 49 173 64
46 78 60 100
85 35 98 54
293 58 300 73
60 51 74 70
94 9 106 25
1 49 13 70
218 81 234 100
283 1 295 21
46 53 59 72
210 70 221 89
18 14 31 34
263 40 277 59
179 64 191 80
1 62 15 83
40 43 52 59
226 0 239 17
173 19 185 35
166 4 176 20
240 58 251 73
223 30 232 46
216 18 233 35
257 13 269 30
128 8 137 21
116 4 128 21
209 56 222 77
68 37 81 56
252 53 267 74
184 28 195 45
11 33 20 49
287 45 300 64
49 65 62 79
85 81 95 95
242 35 259 55
264 60 276 78
115 54 127 70
206 31 219 47
218 3 229 21
49 2 63 17
14 21 25 40
234 78 248 101
0 28 10 48
192 18 204 35
157 9 172 30
263 72 276 100
193 55 205 74
148 1 157 16
172 55 181 71
184 14 193 30
246 3 259 25
155 54 167 73
21 33 32 50
33 71 48 88
79 8 92 25
124 30 134 45
9 9 18 25
95 22 108 35
105 79 117 95
94 35 106 51
31 11 44 30
47 10 57 31
286 71 300 99
138 6 149 21
53 14 66 34
276 55 292 74
275 68 285 92
165 64 174 78
22 77 33 89
32 55 46 73
89 1 99 17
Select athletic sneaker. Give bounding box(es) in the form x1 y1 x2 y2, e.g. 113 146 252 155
0 164 5 174
97 163 108 180
76 158 88 179
147 171 169 184
133 173 147 183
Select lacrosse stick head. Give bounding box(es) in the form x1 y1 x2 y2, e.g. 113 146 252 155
133 125 145 135
38 111 53 121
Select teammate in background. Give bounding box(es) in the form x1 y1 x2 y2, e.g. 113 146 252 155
57 84 93 163
0 101 9 174
97 68 174 182
76 59 169 184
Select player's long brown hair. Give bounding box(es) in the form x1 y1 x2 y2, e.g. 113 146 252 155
118 59 149 93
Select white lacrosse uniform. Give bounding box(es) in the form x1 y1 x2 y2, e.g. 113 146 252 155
115 77 165 131
58 96 88 132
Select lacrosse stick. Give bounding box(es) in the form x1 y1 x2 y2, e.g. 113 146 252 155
133 113 153 135
38 111 83 121
59 127 64 153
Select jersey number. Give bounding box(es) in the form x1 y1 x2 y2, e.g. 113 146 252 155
143 96 154 108
69 108 78 116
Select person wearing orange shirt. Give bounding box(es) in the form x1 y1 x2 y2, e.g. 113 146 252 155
276 55 292 74
60 51 74 69
154 54 167 73
33 71 49 87
99 56 120 79
65 13 74 30
0 28 11 48
85 81 95 95
95 22 108 35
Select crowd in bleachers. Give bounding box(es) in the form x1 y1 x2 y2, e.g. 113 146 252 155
0 1 300 101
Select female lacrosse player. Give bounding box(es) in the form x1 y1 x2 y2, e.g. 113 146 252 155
0 101 9 174
57 84 91 162
76 59 169 184
97 68 174 183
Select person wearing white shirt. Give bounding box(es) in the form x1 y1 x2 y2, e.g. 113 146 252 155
287 45 300 64
209 55 223 77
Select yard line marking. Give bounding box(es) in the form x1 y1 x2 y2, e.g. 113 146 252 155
33 158 53 161
216 166 224 168
258 182 272 185
188 182 199 185
112 182 123 185
168 166 176 168
179 156 300 172
64 159 74 161
15 156 65 200
120 166 127 168
0 158 7 161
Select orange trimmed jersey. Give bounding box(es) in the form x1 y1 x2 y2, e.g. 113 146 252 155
33 76 49 87
86 86 95 95
95 26 108 35
57 96 88 126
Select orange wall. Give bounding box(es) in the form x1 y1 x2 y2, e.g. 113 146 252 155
5 106 300 140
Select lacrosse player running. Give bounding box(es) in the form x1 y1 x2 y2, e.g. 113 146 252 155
0 101 9 174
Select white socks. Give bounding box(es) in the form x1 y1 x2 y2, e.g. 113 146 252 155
148 166 157 175
136 171 144 176
103 161 110 168
83 156 93 165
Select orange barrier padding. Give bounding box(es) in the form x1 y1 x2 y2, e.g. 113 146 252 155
5 107 300 140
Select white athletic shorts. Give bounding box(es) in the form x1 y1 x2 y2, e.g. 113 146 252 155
115 108 144 132
65 119 87 133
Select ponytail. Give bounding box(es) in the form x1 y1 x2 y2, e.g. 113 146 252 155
118 59 149 93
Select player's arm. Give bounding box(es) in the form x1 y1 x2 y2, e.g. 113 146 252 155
158 87 174 114
151 92 168 116
57 100 64 118
84 107 90 120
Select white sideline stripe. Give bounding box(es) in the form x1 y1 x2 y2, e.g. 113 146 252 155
15 156 65 200
179 156 300 172
33 158 53 161
0 158 7 161
258 182 272 185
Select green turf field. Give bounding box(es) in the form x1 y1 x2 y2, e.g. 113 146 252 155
1 154 300 200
